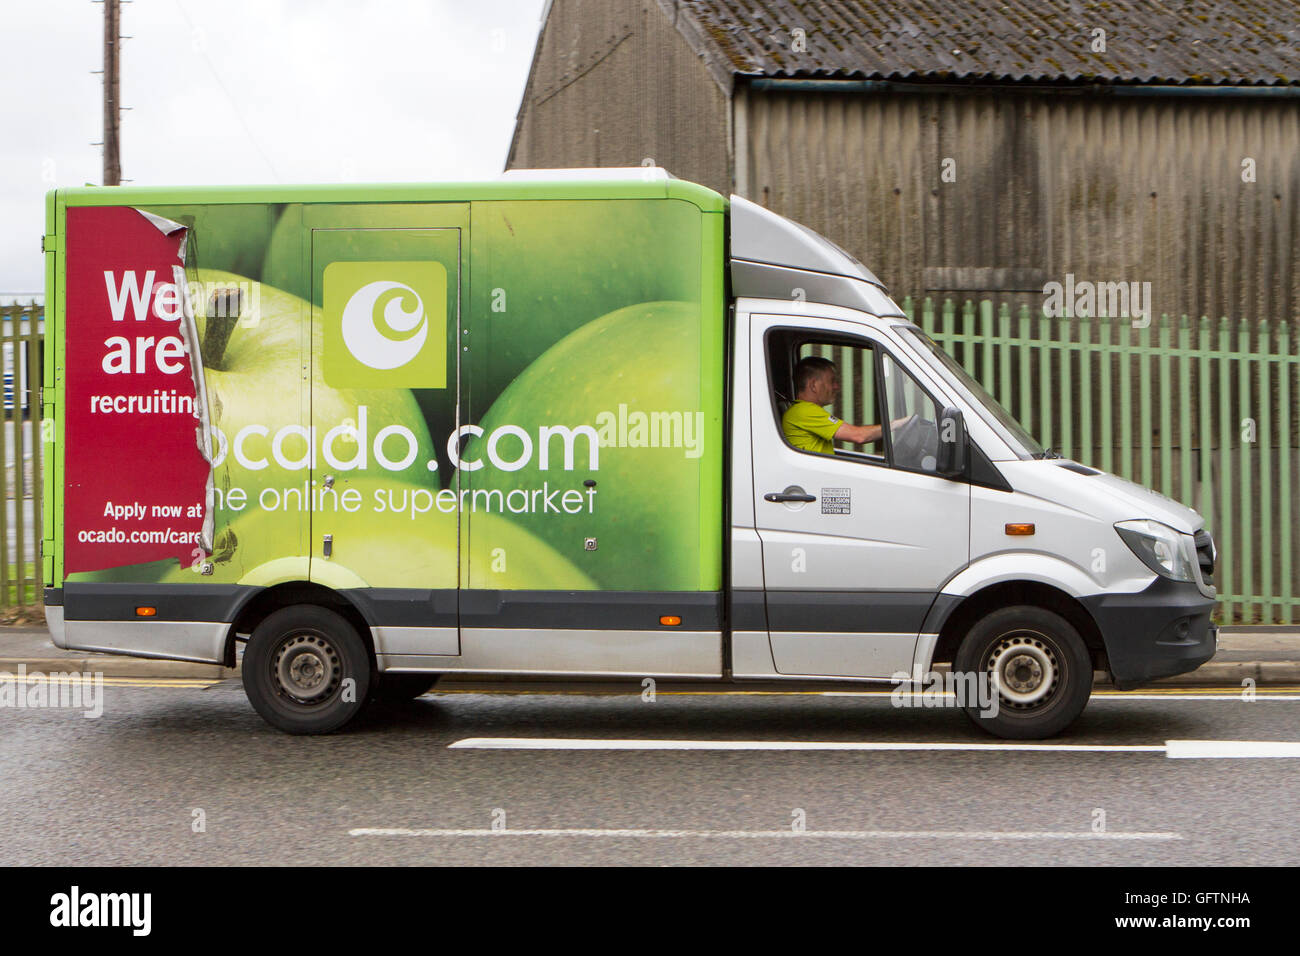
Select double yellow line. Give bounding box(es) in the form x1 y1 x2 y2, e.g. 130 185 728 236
9 675 219 690
12 677 1300 697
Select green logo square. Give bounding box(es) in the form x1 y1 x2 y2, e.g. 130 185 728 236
322 260 447 388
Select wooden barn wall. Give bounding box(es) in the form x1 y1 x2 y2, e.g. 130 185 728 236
738 87 1299 326
507 0 731 194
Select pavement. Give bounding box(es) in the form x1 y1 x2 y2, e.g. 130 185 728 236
1 622 1297 687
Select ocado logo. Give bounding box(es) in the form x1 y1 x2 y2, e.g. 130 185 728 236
340 280 428 370
322 259 447 389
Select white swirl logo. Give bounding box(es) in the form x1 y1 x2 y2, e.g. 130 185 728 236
340 280 428 370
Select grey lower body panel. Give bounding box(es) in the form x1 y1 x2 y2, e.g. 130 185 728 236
379 628 723 678
47 615 937 684
46 606 67 647
735 587 946 682
769 631 918 679
47 586 723 671
731 630 777 677
722 629 943 683
53 582 250 664
371 592 725 676
56 619 228 665
372 625 459 657
911 632 941 680
45 585 945 683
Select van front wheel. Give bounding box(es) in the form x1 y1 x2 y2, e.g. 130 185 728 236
242 605 373 735
953 606 1092 739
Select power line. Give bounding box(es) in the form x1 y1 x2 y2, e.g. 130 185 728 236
171 0 280 181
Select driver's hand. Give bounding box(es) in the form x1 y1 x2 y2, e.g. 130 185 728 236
891 413 917 430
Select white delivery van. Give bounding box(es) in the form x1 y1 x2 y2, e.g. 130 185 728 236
42 169 1217 737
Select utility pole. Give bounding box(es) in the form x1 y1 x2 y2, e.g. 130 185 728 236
102 0 121 185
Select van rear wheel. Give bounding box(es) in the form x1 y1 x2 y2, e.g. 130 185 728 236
242 605 372 735
954 606 1092 739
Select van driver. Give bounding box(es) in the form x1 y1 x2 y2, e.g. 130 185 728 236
782 356 911 455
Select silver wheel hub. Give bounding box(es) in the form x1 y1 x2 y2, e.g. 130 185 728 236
987 634 1058 707
275 634 340 703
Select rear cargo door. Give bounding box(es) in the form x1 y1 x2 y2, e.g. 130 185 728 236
307 205 467 656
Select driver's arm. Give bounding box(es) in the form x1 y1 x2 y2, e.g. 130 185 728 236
833 422 882 444
834 414 915 445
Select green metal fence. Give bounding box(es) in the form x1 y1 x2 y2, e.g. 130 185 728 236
906 297 1299 625
0 303 44 613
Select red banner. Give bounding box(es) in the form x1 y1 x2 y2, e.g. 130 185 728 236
64 206 210 574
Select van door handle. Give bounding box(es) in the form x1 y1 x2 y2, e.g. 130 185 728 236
764 491 816 503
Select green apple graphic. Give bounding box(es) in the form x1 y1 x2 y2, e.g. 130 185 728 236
461 300 714 591
466 200 702 408
321 478 597 589
191 268 435 490
158 476 594 590
144 203 283 282
261 199 703 413
261 212 463 484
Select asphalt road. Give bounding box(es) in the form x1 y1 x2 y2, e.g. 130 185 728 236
2 680 1298 866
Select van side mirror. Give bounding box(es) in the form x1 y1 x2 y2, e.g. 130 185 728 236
936 406 967 478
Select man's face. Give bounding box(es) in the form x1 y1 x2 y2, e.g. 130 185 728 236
807 367 841 406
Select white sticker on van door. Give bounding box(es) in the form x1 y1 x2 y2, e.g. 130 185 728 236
821 487 851 515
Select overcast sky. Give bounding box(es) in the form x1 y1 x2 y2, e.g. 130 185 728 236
0 0 547 298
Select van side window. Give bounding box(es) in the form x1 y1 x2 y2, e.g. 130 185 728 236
769 334 946 474
880 350 942 473
773 341 884 462
797 342 879 455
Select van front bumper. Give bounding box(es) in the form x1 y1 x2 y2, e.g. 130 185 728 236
1081 577 1217 689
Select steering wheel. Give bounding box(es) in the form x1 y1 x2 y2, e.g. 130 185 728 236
890 414 939 471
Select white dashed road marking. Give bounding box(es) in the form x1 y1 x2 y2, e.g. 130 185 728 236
349 827 1181 841
1165 739 1300 758
449 737 1300 757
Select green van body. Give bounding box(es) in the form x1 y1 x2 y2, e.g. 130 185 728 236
44 178 726 620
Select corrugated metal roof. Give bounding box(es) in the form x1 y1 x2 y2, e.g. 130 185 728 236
672 0 1300 85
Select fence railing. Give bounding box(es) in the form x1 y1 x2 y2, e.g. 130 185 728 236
2 300 1297 624
0 303 44 613
906 297 1299 625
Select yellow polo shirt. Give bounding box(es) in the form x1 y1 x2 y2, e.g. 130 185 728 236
782 400 841 454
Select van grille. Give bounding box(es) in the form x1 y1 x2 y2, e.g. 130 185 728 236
1194 529 1216 582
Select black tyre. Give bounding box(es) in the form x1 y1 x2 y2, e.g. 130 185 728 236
953 605 1093 739
242 605 373 735
370 673 440 703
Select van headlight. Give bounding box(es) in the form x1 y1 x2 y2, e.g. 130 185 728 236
1115 519 1196 582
